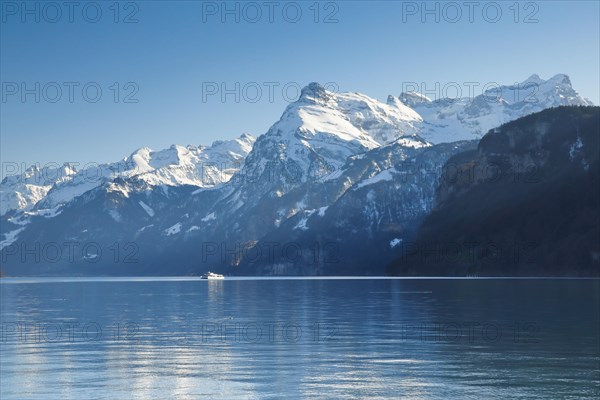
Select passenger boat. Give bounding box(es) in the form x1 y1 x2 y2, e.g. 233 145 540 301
200 272 224 280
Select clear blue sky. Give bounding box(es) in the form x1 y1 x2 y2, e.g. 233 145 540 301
1 0 599 170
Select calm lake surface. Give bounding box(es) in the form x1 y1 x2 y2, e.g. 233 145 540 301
1 278 598 399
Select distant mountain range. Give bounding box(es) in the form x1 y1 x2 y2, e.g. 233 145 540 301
0 133 256 216
405 73 593 142
0 74 596 276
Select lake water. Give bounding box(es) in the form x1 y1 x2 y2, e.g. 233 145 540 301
1 278 598 399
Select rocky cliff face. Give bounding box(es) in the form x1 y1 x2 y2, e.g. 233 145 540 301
235 140 475 275
387 106 600 277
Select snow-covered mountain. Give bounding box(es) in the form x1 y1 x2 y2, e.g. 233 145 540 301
399 73 593 143
0 74 595 276
0 163 77 216
234 82 423 191
235 139 475 275
0 133 256 216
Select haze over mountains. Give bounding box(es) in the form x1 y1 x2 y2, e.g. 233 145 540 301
0 74 596 276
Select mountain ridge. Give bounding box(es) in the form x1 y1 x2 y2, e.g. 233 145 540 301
0 74 595 276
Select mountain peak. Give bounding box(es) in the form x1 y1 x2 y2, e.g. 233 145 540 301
211 133 255 148
520 73 571 87
386 95 398 105
548 73 571 86
299 82 330 103
239 132 255 141
399 91 432 107
523 73 542 84
129 147 153 159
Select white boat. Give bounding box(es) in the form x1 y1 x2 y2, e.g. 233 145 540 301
201 272 224 280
